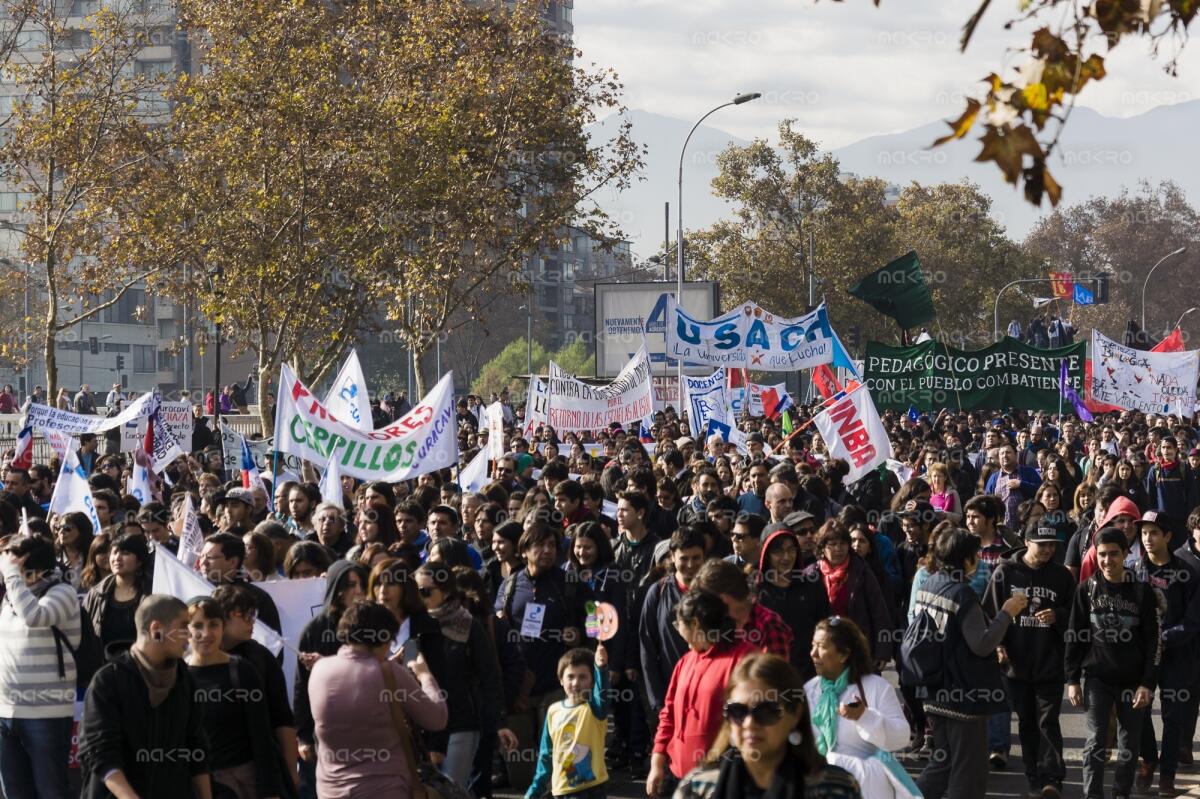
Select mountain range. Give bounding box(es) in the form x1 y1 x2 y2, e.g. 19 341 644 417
586 102 1200 260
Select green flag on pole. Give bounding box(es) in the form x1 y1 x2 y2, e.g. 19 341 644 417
848 250 936 329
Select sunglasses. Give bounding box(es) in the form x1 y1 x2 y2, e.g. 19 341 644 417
418 586 436 598
724 700 785 726
731 533 751 541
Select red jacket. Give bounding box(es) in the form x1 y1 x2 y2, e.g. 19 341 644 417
653 639 755 778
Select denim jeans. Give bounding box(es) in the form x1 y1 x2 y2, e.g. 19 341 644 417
0 716 74 799
987 710 1010 753
442 730 481 788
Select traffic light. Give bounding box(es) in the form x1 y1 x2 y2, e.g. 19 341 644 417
89 336 99 355
1095 273 1110 304
115 355 125 371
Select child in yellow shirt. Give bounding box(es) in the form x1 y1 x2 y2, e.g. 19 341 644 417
526 644 610 799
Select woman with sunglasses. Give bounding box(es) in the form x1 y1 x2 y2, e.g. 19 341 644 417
646 589 755 798
805 618 918 799
674 653 862 799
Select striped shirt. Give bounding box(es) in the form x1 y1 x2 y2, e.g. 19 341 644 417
0 562 81 718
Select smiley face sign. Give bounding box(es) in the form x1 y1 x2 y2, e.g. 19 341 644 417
594 602 619 642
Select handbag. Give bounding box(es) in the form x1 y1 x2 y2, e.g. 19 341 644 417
378 660 472 799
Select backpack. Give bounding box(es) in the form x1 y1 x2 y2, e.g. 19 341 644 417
898 602 946 689
51 615 104 696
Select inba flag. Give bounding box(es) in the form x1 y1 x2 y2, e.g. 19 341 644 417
812 388 892 484
848 250 936 329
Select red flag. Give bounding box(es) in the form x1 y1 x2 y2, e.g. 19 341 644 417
1049 272 1073 299
727 368 747 389
1151 328 1185 353
812 364 842 401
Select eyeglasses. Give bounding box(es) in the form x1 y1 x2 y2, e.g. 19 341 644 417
418 587 436 598
731 533 751 541
723 700 784 726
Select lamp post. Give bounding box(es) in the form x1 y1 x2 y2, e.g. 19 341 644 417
676 92 760 403
1174 306 1198 331
1141 246 1187 331
994 277 1057 342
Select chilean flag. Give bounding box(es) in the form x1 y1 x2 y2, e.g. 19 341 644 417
127 413 157 503
760 385 794 420
10 421 33 470
638 415 655 444
240 435 272 511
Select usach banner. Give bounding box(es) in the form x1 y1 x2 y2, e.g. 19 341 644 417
863 338 1086 412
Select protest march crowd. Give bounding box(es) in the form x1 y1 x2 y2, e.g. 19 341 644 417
0 311 1199 799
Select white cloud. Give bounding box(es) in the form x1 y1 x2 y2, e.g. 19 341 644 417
575 0 1200 148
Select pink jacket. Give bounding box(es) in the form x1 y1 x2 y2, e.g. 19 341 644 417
310 647 447 798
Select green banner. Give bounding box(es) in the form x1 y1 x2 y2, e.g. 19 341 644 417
863 338 1086 411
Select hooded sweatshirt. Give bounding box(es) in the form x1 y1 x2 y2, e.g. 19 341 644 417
756 530 829 679
1065 568 1161 688
1078 496 1143 582
983 547 1076 683
294 561 365 746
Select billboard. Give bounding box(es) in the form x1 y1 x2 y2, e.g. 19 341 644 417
594 281 719 378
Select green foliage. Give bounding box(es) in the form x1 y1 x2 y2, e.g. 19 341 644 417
471 338 594 400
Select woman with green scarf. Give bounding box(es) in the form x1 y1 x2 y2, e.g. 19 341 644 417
804 617 921 799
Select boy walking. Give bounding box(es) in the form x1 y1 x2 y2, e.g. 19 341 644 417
527 644 610 799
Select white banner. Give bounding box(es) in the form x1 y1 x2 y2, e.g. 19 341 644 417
812 388 892 484
47 445 102 534
521 377 550 438
25 391 158 435
257 576 327 704
151 546 285 656
666 297 852 372
324 349 373 433
275 364 458 482
177 494 204 570
1090 330 1199 414
219 422 242 479
684 369 728 438
485 401 506 460
458 447 490 493
545 345 654 432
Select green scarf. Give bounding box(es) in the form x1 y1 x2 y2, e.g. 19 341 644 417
812 667 848 756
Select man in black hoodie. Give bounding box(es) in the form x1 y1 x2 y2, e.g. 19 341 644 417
984 522 1076 798
1065 527 1162 799
1132 511 1200 796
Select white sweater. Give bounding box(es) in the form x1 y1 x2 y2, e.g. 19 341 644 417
0 561 81 718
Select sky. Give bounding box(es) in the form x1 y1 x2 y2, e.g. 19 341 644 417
573 0 1200 150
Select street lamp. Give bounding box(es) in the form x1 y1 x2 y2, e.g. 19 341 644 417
676 92 761 403
1174 307 1198 331
1141 246 1187 331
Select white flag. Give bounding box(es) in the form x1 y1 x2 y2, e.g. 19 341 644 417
177 494 204 571
458 447 490 493
256 576 327 703
324 349 373 432
318 452 343 508
48 444 102 535
485 401 506 460
151 546 285 656
812 388 892 484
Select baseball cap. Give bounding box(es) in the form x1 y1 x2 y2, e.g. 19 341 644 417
899 500 937 524
1134 510 1169 531
761 521 793 542
1025 520 1062 544
782 510 816 530
226 487 256 507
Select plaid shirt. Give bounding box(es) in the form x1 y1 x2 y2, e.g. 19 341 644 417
738 601 794 660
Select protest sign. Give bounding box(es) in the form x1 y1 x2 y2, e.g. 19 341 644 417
522 377 550 438
665 298 856 372
25 391 158 435
275 364 458 482
486 401 506 459
684 369 727 438
812 388 892 483
545 346 654 432
1089 330 1199 414
863 338 1086 411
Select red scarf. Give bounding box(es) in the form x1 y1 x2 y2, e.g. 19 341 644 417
819 558 852 616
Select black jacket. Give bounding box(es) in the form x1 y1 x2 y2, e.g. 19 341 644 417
983 549 1075 683
494 566 591 696
435 611 507 734
1065 571 1161 688
756 530 830 680
78 652 210 799
1134 553 1200 686
802 555 894 662
638 573 688 712
294 561 363 746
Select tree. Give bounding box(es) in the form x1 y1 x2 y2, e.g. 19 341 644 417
689 120 1032 352
355 0 642 396
1021 181 1200 341
845 2 1195 204
0 2 171 400
471 338 594 400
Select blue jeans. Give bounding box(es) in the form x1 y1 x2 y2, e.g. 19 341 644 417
0 716 73 799
988 710 1010 753
1082 678 1145 799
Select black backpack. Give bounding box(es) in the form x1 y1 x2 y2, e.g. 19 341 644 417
898 603 946 689
52 615 104 696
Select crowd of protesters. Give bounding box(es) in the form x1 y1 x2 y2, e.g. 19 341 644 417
0 380 1198 799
